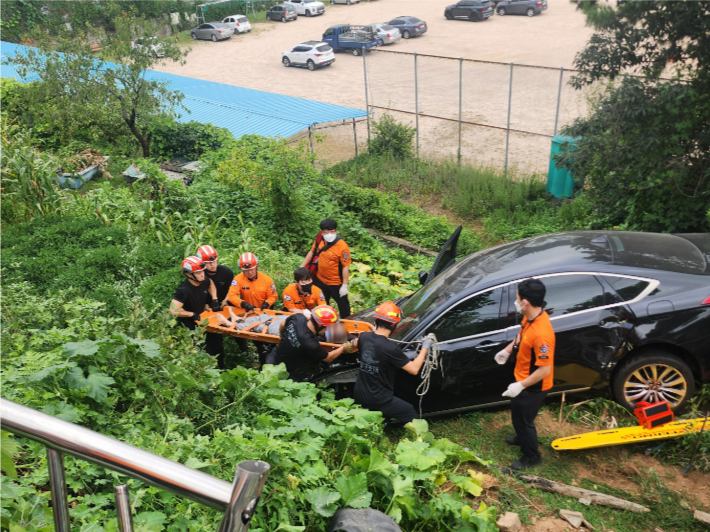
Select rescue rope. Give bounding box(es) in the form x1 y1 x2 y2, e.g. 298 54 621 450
415 333 440 419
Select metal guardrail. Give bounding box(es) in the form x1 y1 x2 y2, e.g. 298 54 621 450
0 398 270 532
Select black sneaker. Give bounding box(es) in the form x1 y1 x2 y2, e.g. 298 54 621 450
505 435 520 446
511 455 543 470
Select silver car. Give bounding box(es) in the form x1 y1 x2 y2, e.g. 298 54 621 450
190 22 234 41
367 23 401 44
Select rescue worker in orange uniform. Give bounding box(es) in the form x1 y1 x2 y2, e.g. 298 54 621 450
282 267 326 317
227 252 279 365
301 218 352 318
495 278 555 471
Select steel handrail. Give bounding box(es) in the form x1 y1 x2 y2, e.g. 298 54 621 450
0 398 269 532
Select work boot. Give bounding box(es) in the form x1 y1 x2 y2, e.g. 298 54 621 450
505 435 520 446
511 455 543 471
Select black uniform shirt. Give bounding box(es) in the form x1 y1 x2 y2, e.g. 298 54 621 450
274 313 329 373
173 278 211 330
206 264 234 303
353 332 410 405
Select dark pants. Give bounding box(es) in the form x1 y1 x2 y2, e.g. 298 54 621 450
360 397 419 424
314 276 351 318
510 389 548 460
236 338 272 366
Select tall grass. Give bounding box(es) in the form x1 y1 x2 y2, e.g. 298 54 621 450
326 155 548 220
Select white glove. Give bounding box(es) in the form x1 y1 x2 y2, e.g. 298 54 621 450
494 349 510 365
339 284 348 297
502 382 525 398
303 309 312 320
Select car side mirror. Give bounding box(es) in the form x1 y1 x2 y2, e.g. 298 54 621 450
418 270 428 286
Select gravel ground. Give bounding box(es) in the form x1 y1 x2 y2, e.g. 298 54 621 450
153 0 596 172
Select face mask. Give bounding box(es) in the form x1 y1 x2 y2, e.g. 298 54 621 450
323 233 337 243
514 300 526 314
299 283 313 294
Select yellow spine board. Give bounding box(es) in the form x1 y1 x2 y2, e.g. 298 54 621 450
552 418 708 451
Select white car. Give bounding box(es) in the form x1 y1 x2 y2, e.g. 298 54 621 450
282 41 335 71
131 37 166 57
330 0 359 5
222 15 252 33
367 23 401 44
284 0 326 16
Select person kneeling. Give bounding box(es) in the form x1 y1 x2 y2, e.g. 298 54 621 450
353 302 432 425
270 305 353 380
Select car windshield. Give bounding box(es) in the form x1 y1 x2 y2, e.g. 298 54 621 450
392 255 485 340
304 0 318 3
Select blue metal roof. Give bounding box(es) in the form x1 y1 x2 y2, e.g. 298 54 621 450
1 41 365 139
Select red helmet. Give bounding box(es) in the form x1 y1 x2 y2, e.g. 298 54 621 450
373 301 402 325
312 305 339 327
196 245 218 262
182 256 206 274
239 252 259 270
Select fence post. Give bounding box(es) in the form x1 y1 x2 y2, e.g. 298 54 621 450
352 118 358 156
414 52 419 158
504 62 514 176
363 47 370 144
458 57 463 165
553 66 564 136
308 126 315 167
46 448 70 532
115 484 134 532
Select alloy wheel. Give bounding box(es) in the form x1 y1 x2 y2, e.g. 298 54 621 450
623 363 688 408
527 8 534 16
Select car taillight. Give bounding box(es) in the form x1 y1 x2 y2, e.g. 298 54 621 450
218 30 223 33
236 22 240 26
480 7 485 11
387 33 391 37
414 25 420 29
315 53 323 56
702 295 710 305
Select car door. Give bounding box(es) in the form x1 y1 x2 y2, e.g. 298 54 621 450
421 226 462 286
506 273 634 392
513 0 528 14
292 45 309 65
394 285 509 413
195 24 208 38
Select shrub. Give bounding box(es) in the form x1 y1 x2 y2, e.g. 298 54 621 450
368 114 416 159
149 119 234 161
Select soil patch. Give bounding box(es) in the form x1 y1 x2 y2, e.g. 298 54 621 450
528 517 577 532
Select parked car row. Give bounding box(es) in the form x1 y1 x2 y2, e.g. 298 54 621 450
445 0 547 21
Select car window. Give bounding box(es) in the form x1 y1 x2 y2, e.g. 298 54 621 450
602 275 650 302
381 24 394 30
238 16 248 21
428 288 504 342
390 19 402 25
534 274 605 317
316 44 332 52
324 28 335 36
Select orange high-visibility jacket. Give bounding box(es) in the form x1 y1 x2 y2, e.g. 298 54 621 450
310 239 351 285
282 283 326 311
227 272 278 308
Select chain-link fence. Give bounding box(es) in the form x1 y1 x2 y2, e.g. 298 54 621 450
363 49 593 174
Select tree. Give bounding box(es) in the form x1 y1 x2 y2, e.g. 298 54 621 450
5 13 188 157
556 1 709 232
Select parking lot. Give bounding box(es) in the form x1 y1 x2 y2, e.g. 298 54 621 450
152 0 596 170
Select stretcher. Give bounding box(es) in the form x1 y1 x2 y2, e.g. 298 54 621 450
551 417 709 451
200 308 374 352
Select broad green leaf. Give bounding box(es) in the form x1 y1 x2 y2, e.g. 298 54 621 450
28 362 76 382
64 367 114 402
184 456 210 470
294 436 324 463
42 402 81 423
133 339 160 358
168 364 197 390
304 487 340 517
1 432 18 479
387 505 403 523
390 475 414 499
395 440 446 470
275 525 306 532
299 460 329 484
404 418 430 440
450 475 483 497
367 448 395 477
63 339 100 358
433 471 447 486
335 472 372 509
134 511 166 532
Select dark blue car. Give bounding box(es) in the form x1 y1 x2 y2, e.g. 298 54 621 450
385 16 427 39
496 0 547 16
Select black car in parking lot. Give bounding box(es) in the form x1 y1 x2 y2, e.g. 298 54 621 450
302 230 710 416
445 0 494 21
496 0 547 16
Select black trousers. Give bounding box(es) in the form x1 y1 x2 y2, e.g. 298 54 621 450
510 389 548 460
360 397 419 424
313 276 351 318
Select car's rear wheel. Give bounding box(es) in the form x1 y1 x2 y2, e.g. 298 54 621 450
497 7 506 15
211 34 218 42
526 7 535 16
306 9 312 16
402 30 411 38
346 0 352 4
307 60 316 71
445 12 453 20
469 12 478 21
191 32 198 40
282 16 287 22
612 351 695 413
352 48 361 56
282 56 291 67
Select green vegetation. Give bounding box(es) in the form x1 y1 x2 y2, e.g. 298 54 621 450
367 114 416 160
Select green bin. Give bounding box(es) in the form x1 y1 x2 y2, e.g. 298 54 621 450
547 134 579 198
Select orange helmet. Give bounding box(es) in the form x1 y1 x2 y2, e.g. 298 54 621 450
239 252 259 270
182 256 206 274
312 305 339 327
196 245 218 262
373 301 402 325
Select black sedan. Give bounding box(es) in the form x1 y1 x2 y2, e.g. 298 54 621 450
496 0 547 16
303 230 710 416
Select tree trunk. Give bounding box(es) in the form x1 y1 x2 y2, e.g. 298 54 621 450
123 108 150 157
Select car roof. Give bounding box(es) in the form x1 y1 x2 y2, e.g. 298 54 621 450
442 231 708 293
302 41 323 45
